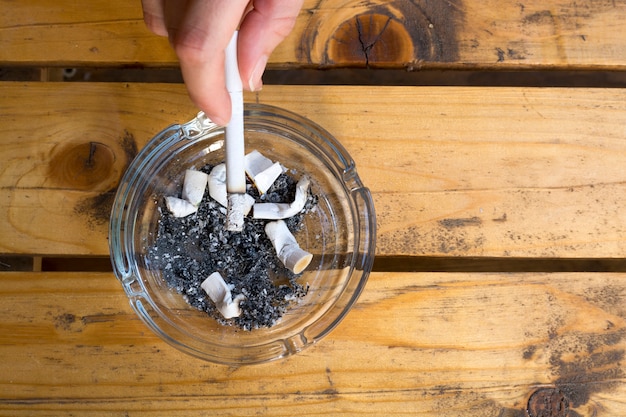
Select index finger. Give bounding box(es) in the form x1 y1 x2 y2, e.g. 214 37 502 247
171 0 250 125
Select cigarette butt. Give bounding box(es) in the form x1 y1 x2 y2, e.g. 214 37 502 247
265 220 313 274
182 169 209 207
201 271 245 319
164 196 198 218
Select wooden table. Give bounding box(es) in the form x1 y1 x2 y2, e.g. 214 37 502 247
2 1 626 416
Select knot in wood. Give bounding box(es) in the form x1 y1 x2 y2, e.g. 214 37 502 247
527 388 569 417
48 141 115 190
298 0 462 68
328 13 414 66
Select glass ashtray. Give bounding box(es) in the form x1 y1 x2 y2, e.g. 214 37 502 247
109 104 376 365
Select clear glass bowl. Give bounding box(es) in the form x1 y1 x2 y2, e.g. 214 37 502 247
109 104 376 365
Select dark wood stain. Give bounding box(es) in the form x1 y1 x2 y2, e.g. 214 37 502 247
73 130 138 228
523 10 555 25
518 327 626 414
53 313 77 331
523 345 537 360
438 217 483 229
299 0 463 67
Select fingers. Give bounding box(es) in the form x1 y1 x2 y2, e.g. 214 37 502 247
167 0 247 60
141 0 167 37
168 0 249 126
139 0 303 125
238 0 304 91
163 0 190 46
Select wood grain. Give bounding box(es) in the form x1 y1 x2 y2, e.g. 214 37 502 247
0 82 195 255
1 0 626 69
2 83 626 258
1 271 625 416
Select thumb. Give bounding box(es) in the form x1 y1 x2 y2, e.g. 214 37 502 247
237 0 303 91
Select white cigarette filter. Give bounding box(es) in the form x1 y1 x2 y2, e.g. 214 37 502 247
164 196 198 218
265 220 313 274
244 150 274 176
253 176 311 220
244 150 284 194
182 169 209 207
208 163 228 207
201 272 245 319
208 163 255 214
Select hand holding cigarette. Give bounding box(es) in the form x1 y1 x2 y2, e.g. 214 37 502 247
140 0 304 126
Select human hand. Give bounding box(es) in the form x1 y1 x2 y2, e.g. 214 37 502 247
141 0 303 126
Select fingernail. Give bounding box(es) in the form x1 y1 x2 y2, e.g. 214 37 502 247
248 55 268 92
211 114 229 127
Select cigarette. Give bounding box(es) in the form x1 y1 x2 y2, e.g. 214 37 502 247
224 30 246 232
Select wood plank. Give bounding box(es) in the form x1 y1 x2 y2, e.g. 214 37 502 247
2 0 626 69
0 0 174 66
0 83 195 255
2 83 626 258
1 271 626 416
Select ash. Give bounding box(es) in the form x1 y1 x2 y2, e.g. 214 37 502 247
147 166 317 331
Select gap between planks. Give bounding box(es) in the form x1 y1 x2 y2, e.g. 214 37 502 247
2 256 626 273
4 67 626 88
